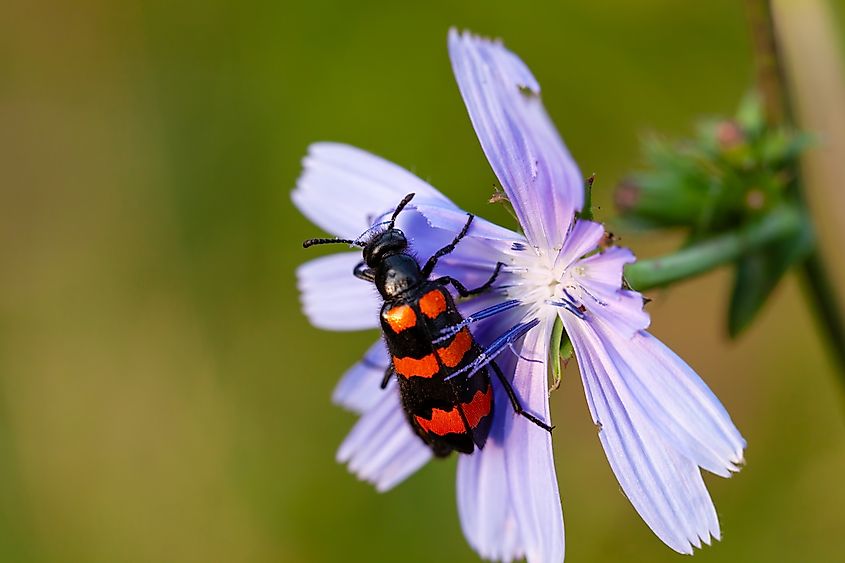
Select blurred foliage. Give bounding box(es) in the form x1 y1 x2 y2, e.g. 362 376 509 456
616 95 815 335
616 95 811 234
1 1 845 563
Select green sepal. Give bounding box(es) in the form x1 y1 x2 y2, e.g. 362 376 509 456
488 187 520 226
577 175 595 221
548 317 563 393
548 317 574 394
560 338 574 368
727 217 814 337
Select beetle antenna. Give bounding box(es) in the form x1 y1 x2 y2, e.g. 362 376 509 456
388 193 416 229
302 237 365 249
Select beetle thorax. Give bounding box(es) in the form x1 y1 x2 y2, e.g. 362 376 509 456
375 253 422 299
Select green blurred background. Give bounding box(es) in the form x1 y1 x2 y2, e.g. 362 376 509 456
2 1 845 561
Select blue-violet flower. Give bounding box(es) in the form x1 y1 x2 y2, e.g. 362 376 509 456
293 29 746 563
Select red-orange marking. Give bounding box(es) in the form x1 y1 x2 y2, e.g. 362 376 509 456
393 353 439 378
462 385 493 428
415 407 465 436
383 305 417 333
419 289 447 319
436 328 473 368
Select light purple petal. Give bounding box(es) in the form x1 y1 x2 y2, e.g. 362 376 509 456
390 207 467 265
573 247 651 337
413 202 524 244
452 308 559 562
563 316 725 553
581 288 650 339
503 318 565 563
589 322 746 477
449 29 584 250
337 383 432 492
457 380 524 563
575 246 636 287
553 219 604 274
435 243 514 295
292 142 456 239
296 252 381 331
333 339 389 414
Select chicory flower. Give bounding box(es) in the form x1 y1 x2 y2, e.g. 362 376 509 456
293 29 745 563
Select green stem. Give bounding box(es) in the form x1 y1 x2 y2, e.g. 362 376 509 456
798 250 845 374
745 0 791 125
749 0 845 375
624 205 803 291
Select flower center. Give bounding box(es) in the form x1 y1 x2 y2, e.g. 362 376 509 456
496 242 600 324
502 247 565 319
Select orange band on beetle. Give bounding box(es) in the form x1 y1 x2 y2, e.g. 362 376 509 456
436 328 473 368
419 290 447 319
393 353 439 378
383 305 417 333
415 407 465 436
462 385 493 428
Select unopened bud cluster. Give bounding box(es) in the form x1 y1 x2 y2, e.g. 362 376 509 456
615 95 810 237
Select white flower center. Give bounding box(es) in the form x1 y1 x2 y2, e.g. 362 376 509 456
498 243 594 324
502 246 568 319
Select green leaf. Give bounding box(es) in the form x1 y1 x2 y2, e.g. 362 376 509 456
727 219 814 336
